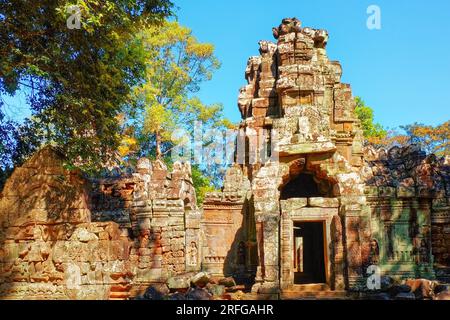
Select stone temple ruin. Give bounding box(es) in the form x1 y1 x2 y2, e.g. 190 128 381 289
1 18 449 300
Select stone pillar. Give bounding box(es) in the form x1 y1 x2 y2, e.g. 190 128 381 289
331 214 345 290
416 198 436 278
431 198 450 280
254 219 265 285
280 210 292 290
252 201 280 295
341 205 370 289
131 159 161 285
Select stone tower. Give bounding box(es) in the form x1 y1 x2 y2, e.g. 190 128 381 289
203 17 371 296
202 18 449 298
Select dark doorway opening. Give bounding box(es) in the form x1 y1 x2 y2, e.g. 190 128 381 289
293 221 326 284
280 173 333 200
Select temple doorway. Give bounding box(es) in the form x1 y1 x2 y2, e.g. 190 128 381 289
293 221 326 284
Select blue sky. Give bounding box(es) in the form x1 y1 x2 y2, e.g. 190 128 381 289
174 0 450 128
3 0 450 129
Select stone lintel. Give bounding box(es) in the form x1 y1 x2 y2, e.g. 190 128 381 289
280 198 308 211
289 207 338 219
278 141 336 156
308 197 339 208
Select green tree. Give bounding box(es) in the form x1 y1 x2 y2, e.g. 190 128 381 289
191 165 216 206
0 0 173 171
122 20 233 196
353 98 449 156
128 20 232 160
0 110 15 167
354 97 387 143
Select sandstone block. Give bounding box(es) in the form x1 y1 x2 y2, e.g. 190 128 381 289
190 272 210 287
168 274 191 290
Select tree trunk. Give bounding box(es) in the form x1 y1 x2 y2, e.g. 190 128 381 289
156 131 162 159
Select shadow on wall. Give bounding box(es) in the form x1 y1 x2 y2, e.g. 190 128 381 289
362 197 434 281
280 172 333 200
0 147 87 298
0 146 134 300
222 197 257 288
361 146 449 281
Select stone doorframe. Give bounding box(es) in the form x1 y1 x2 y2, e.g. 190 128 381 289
280 198 341 290
250 153 369 294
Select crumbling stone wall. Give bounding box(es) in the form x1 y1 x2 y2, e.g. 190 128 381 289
361 145 450 280
0 147 130 299
432 224 450 279
90 158 200 294
0 147 201 299
202 165 255 280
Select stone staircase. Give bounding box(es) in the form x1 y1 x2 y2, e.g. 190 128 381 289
109 284 132 300
108 275 133 300
280 284 350 300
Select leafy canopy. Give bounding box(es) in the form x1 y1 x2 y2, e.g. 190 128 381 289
128 20 232 160
354 97 387 143
354 98 449 156
120 20 235 200
0 0 173 171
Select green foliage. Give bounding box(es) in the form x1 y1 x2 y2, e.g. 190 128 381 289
353 98 449 156
129 20 227 159
191 165 216 206
122 20 232 193
0 0 173 171
0 106 16 169
354 97 387 142
0 6 232 201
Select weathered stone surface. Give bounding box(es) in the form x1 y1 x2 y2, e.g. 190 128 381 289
0 146 201 300
190 272 210 287
229 290 245 300
201 17 450 295
218 277 236 287
71 228 98 243
167 274 191 291
168 292 186 300
361 144 450 280
308 197 339 208
206 284 225 297
1 17 450 301
280 198 308 211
